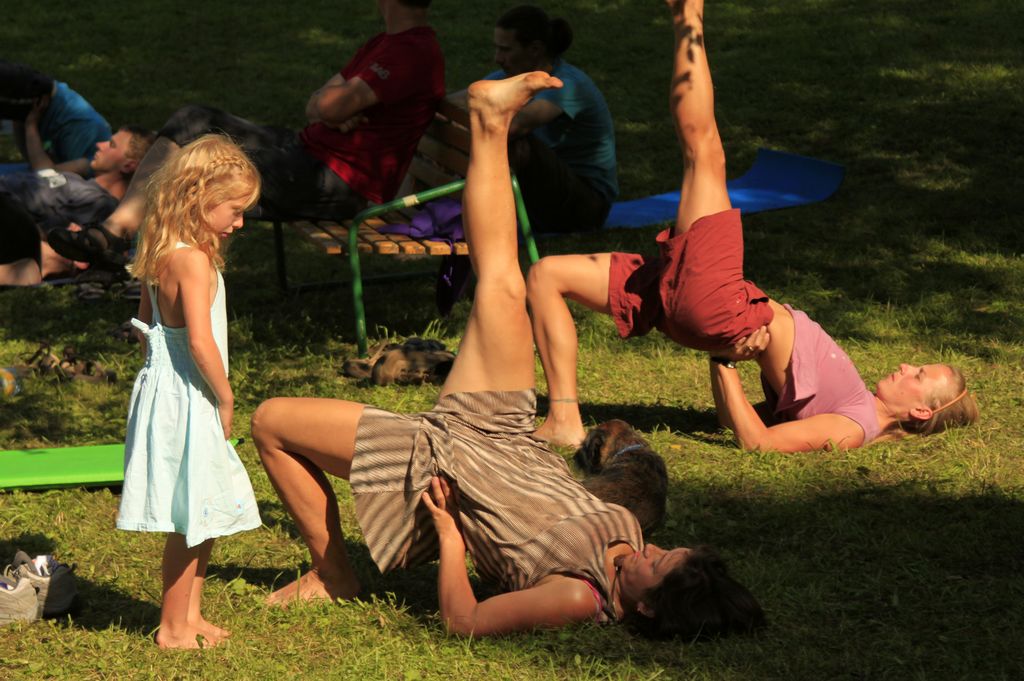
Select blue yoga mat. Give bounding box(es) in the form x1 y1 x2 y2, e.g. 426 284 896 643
0 162 30 176
603 148 845 229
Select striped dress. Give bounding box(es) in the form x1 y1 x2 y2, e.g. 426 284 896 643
350 390 643 620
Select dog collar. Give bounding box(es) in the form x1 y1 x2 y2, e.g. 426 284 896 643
610 443 647 460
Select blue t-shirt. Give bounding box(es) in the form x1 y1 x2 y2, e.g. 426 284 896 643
39 82 111 165
487 60 618 202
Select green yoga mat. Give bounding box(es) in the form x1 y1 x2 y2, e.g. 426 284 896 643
0 439 244 491
1 443 125 490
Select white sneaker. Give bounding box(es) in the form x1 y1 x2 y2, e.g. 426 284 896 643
5 551 76 618
0 575 38 624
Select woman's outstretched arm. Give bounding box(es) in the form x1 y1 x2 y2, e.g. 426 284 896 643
710 363 865 452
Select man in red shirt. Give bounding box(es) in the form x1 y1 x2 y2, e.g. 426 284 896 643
49 0 445 269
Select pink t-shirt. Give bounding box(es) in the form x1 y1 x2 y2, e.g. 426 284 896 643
300 27 445 204
761 306 881 445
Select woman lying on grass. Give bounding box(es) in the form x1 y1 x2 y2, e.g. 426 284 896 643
251 68 763 638
527 0 978 453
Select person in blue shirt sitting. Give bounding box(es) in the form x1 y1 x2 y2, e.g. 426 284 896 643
486 5 619 232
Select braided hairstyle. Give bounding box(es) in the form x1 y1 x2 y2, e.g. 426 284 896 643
129 134 260 285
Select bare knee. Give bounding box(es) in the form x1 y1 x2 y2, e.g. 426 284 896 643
476 274 527 311
251 398 286 458
680 127 726 173
527 256 565 299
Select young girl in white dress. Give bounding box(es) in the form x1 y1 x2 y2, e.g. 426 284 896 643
117 134 262 649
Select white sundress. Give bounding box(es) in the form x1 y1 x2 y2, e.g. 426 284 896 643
117 247 261 548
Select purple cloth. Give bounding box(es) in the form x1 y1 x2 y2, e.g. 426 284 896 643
761 306 881 444
376 198 470 316
377 197 463 241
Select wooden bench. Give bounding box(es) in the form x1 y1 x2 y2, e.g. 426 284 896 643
269 98 540 356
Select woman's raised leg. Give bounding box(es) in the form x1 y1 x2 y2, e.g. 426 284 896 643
439 72 563 397
250 397 365 604
669 0 732 235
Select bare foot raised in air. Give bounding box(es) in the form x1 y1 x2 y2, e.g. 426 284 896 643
667 0 704 20
467 71 563 130
266 568 360 607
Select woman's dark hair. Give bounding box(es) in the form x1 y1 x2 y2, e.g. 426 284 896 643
626 546 765 641
496 5 573 58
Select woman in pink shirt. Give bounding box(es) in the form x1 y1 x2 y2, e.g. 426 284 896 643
527 0 978 453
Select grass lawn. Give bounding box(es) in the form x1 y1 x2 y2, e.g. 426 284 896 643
2 1 1023 678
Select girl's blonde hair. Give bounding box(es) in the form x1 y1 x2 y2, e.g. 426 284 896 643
129 134 260 284
875 364 980 443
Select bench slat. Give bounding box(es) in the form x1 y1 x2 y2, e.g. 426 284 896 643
293 221 343 255
416 134 469 176
437 98 470 127
407 156 462 190
363 217 425 254
422 118 471 155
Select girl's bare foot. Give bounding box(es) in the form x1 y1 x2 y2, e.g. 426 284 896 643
155 626 203 649
266 568 360 607
467 72 563 132
191 616 231 645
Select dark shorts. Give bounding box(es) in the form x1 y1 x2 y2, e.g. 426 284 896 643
159 105 366 221
608 208 773 351
510 135 610 233
0 194 43 265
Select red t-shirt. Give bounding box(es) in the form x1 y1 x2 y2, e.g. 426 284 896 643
300 26 445 204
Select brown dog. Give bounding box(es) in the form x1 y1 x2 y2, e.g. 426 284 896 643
574 419 668 535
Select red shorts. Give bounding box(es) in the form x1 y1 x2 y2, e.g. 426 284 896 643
608 208 773 351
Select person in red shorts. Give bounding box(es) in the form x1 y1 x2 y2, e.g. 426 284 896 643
526 0 978 453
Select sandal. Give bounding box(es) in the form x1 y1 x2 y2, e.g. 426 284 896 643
58 346 116 384
341 338 455 386
119 281 141 301
16 342 69 379
341 340 401 380
72 359 117 384
76 282 106 302
47 222 130 271
371 345 455 386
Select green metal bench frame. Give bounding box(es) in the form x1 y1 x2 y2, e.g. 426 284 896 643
270 99 539 356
